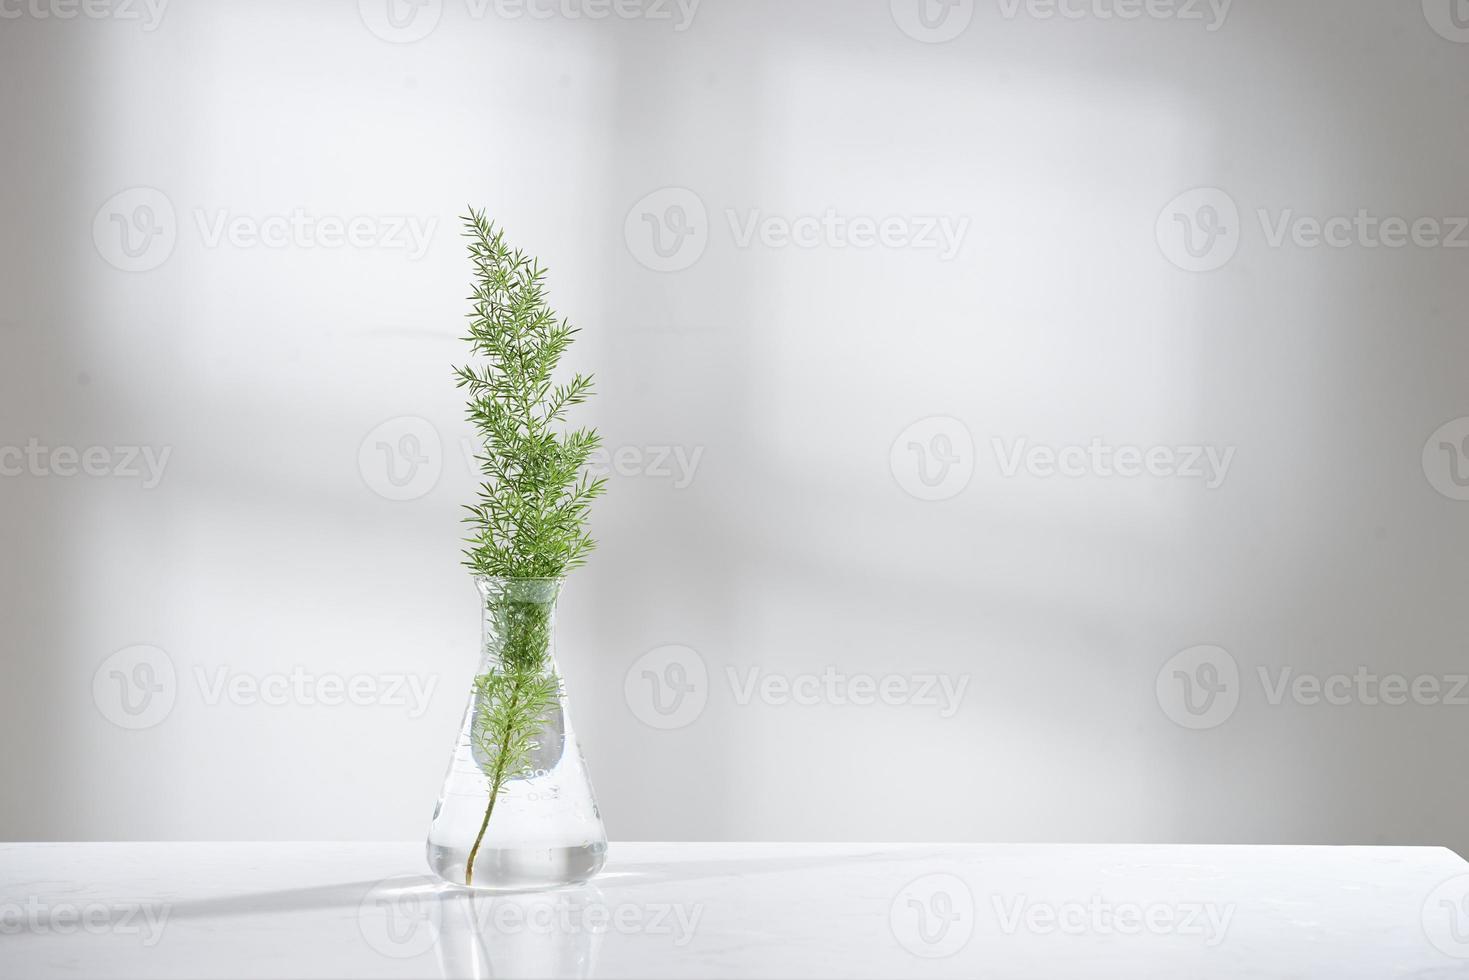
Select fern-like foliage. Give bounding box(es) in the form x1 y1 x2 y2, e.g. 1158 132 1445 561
454 210 603 886
469 666 561 792
455 208 606 579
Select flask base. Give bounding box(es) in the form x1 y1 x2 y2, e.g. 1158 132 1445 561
427 841 607 892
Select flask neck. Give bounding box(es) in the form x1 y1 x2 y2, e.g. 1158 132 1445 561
475 576 563 673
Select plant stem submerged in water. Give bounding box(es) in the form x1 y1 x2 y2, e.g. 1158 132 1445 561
465 754 507 887
464 641 559 887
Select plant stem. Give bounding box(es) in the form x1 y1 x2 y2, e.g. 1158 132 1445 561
464 763 504 887
465 675 523 887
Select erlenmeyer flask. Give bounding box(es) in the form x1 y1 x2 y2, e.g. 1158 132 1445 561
426 576 607 890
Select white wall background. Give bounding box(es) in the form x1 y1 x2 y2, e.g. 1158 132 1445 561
3 0 1468 851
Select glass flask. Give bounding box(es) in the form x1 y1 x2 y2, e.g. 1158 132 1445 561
426 576 606 890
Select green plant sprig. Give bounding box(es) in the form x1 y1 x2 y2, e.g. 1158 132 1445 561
455 208 606 580
454 210 603 886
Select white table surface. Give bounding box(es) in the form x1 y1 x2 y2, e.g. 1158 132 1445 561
2 842 1468 979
